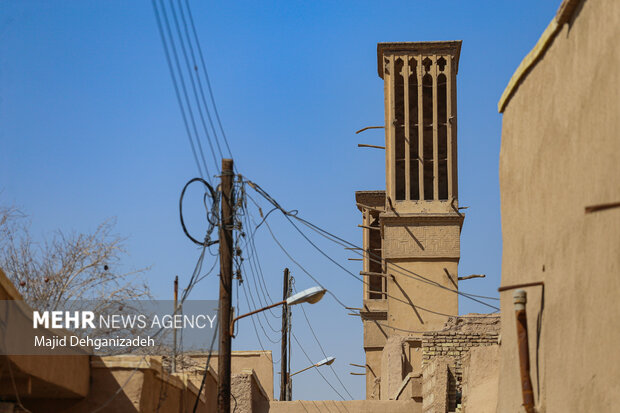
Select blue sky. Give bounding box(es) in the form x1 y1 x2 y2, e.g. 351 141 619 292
1 0 561 401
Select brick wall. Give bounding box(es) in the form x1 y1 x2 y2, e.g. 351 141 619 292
422 315 500 410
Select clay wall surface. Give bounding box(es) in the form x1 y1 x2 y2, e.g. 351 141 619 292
386 259 459 333
498 0 620 411
364 348 382 399
0 268 91 402
421 357 449 413
231 369 270 413
461 345 498 413
201 350 274 400
50 356 210 413
269 399 420 413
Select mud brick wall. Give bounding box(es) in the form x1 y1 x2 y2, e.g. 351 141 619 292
421 315 500 409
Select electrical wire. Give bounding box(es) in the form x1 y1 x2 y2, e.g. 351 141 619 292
241 206 282 315
292 333 346 401
192 316 219 413
245 180 500 310
239 261 281 343
263 219 350 310
167 0 221 167
153 0 213 181
179 177 219 247
151 0 206 179
240 279 281 363
182 0 234 159
252 194 487 318
175 0 225 160
295 286 354 400
251 194 497 329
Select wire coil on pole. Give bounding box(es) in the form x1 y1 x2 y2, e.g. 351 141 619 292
179 177 219 246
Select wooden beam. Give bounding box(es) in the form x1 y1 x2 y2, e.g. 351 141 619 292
358 224 380 231
458 274 486 281
357 144 385 149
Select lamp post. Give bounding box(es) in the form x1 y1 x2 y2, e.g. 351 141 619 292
230 286 326 337
290 356 336 377
224 286 326 406
224 287 333 413
287 356 335 400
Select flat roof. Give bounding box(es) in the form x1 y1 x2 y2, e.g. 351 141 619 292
377 41 462 78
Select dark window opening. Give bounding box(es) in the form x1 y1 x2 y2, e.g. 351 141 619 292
368 213 384 299
394 58 406 200
408 58 420 200
437 56 447 72
437 73 448 199
422 71 434 200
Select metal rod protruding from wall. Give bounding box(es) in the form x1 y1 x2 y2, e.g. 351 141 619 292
514 289 536 413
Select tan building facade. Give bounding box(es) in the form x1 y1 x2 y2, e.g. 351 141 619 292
497 0 620 411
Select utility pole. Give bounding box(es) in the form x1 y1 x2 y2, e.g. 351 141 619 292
218 158 234 413
279 268 290 401
173 275 178 373
287 288 292 401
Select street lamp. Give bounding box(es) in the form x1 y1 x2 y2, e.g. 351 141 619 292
290 356 336 377
283 356 335 401
230 286 326 337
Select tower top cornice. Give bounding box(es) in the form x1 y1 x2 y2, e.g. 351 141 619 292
377 41 462 79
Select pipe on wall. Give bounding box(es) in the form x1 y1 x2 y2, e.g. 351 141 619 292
514 289 536 413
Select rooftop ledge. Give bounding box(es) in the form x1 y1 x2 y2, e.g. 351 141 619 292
377 41 462 78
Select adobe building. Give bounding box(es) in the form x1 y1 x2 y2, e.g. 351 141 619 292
355 41 501 413
496 0 620 411
356 40 465 400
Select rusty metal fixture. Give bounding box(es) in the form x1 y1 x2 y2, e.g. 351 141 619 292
514 290 536 413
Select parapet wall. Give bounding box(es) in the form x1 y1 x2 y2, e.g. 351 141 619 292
269 400 420 413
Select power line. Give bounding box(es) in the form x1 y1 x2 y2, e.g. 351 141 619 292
245 180 500 310
296 215 500 302
151 0 206 179
295 285 354 400
191 316 219 413
241 204 283 315
292 332 346 401
241 255 282 335
157 0 213 180
240 278 281 363
262 218 351 310
234 184 283 330
175 0 226 160
182 0 234 159
166 0 221 168
239 262 281 344
245 192 498 322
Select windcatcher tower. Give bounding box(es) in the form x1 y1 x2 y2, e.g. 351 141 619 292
356 41 464 400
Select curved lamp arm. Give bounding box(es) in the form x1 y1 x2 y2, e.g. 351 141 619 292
230 286 326 337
